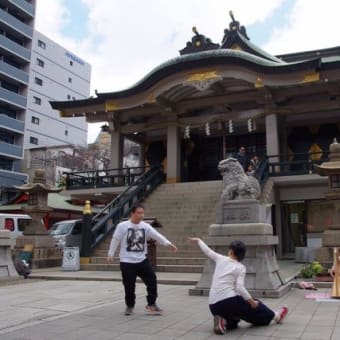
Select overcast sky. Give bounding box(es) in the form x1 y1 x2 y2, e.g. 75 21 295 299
35 0 340 143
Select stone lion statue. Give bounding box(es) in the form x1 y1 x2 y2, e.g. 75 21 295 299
218 157 260 200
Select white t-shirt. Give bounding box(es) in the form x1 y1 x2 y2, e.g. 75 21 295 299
198 239 251 304
108 220 171 263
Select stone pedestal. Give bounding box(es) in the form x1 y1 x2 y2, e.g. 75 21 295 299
316 225 340 267
22 208 50 235
15 235 62 269
190 199 289 298
0 230 18 278
217 199 270 224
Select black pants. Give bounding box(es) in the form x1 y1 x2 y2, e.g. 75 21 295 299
120 259 157 308
209 295 275 329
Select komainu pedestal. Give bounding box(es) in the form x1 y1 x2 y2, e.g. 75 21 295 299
189 158 290 298
190 221 286 298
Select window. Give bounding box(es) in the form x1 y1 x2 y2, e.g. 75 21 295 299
0 105 16 119
0 157 13 171
1 80 19 93
65 130 68 136
68 77 72 83
33 96 41 105
70 60 73 66
34 77 43 86
36 58 44 67
31 116 40 125
0 131 14 144
4 218 14 231
67 94 71 100
29 136 38 145
38 39 46 49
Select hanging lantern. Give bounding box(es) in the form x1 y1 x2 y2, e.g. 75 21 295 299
184 125 190 139
247 118 252 132
205 122 210 136
228 120 233 133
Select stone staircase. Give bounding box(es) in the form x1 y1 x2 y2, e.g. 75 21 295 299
81 180 223 273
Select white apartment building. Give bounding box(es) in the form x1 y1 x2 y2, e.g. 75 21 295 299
0 0 36 189
25 30 91 149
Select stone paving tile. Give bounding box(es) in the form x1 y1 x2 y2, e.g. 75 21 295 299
235 335 271 340
331 327 340 340
300 325 334 340
3 280 340 339
272 329 305 339
268 338 299 340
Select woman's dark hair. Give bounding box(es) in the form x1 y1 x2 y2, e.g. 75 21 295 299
229 240 246 261
131 203 144 213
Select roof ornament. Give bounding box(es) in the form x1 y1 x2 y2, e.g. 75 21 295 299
179 26 220 55
221 11 249 48
228 11 249 39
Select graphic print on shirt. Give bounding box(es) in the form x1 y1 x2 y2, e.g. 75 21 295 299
126 228 145 252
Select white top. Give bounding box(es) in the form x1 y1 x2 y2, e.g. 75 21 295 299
198 239 251 304
108 220 171 263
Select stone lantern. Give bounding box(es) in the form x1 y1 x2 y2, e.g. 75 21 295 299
13 169 63 268
14 169 62 235
315 139 340 266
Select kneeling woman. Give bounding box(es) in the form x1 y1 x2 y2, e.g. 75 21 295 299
187 237 288 335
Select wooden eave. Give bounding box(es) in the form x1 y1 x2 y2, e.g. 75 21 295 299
48 48 340 132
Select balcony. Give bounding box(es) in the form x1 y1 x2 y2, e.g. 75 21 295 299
0 8 33 39
0 87 27 108
0 34 31 62
0 168 27 187
0 113 25 133
8 0 35 18
0 60 29 84
0 140 23 158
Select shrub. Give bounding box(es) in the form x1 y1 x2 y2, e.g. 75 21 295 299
300 261 325 278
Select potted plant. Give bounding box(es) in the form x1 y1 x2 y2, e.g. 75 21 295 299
300 261 330 281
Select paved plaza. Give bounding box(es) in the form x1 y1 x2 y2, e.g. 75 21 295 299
1 275 340 340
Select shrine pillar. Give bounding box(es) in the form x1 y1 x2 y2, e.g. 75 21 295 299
166 124 181 183
110 129 124 169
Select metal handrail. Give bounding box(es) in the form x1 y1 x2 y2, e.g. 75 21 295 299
252 151 329 188
89 166 165 250
267 152 329 177
64 166 149 190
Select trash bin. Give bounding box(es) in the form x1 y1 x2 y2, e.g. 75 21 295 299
147 240 157 268
144 218 162 269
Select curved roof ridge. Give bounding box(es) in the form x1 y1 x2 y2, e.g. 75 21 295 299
96 49 319 99
236 32 285 64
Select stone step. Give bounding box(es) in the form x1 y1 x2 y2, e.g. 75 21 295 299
91 180 222 273
93 249 204 257
90 257 205 266
80 263 203 273
94 242 205 252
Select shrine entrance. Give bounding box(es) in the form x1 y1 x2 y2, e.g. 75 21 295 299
181 132 266 182
281 201 306 257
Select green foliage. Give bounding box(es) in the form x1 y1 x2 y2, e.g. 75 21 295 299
300 261 325 278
